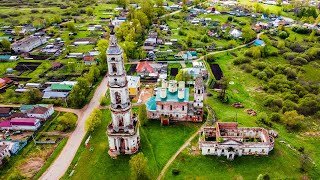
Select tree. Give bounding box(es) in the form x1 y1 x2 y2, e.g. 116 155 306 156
227 40 237 48
175 70 191 82
116 0 129 9
14 26 22 35
97 39 109 63
67 22 77 33
129 153 150 180
283 110 304 131
86 7 94 16
300 151 313 173
308 30 315 42
140 0 154 20
217 77 228 102
0 39 11 51
251 46 261 59
277 40 285 49
67 77 90 108
186 35 193 47
138 104 148 126
57 113 77 131
242 26 256 43
24 89 42 104
85 108 102 133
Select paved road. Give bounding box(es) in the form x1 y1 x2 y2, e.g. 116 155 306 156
40 76 108 180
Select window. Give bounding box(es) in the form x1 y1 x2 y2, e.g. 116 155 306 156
170 105 172 110
112 63 117 73
198 89 200 94
111 57 115 61
115 92 121 104
208 149 210 153
249 149 251 153
161 105 164 110
182 106 184 111
176 114 178 117
222 149 224 153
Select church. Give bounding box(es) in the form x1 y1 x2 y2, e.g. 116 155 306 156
106 23 140 156
146 76 204 125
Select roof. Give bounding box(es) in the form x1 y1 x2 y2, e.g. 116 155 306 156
195 76 204 87
0 55 11 60
27 106 49 114
0 120 11 127
83 56 95 61
20 105 35 111
51 84 73 91
43 91 69 99
0 107 11 114
155 88 189 102
11 118 38 126
254 39 265 46
2 77 12 84
0 145 8 152
136 61 155 73
146 96 157 111
127 76 140 88
0 79 5 84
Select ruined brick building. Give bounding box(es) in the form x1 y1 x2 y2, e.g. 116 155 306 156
199 122 275 160
146 76 204 125
106 23 140 156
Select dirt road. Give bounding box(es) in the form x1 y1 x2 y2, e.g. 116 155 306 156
40 76 108 180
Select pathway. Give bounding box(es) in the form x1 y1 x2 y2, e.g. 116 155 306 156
40 76 108 180
157 123 205 180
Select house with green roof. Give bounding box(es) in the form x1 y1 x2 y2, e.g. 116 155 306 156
146 77 204 125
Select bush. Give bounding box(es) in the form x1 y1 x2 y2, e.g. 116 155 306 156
172 168 180 176
240 64 253 73
283 110 304 131
283 52 298 61
232 56 251 65
290 57 308 66
257 71 268 81
282 100 298 113
278 31 289 39
257 112 272 127
251 69 260 76
270 113 281 122
255 62 267 70
292 26 311 34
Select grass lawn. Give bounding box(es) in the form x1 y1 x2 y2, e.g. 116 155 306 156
164 140 303 179
63 109 202 179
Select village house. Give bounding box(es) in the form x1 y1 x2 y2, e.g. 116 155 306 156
1 141 20 155
136 61 167 78
42 82 76 99
199 122 275 160
83 55 98 65
0 144 10 166
26 104 54 120
0 107 13 117
127 76 141 97
11 35 47 53
0 55 19 62
0 118 41 131
146 76 204 125
0 78 13 89
230 29 242 38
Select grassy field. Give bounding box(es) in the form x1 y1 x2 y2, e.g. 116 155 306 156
63 109 202 179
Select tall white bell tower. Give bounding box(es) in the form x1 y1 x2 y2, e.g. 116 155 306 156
106 22 140 156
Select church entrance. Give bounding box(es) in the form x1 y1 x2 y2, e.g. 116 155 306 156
120 138 125 154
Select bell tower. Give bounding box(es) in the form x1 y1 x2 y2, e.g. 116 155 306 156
107 22 140 156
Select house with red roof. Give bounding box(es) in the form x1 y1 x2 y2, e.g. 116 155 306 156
0 78 13 88
0 118 41 131
136 61 156 76
83 55 97 66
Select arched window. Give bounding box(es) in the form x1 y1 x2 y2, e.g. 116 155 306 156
111 57 115 61
161 105 164 110
170 105 172 110
182 106 184 111
115 92 121 104
119 117 124 126
112 63 117 73
198 89 200 94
